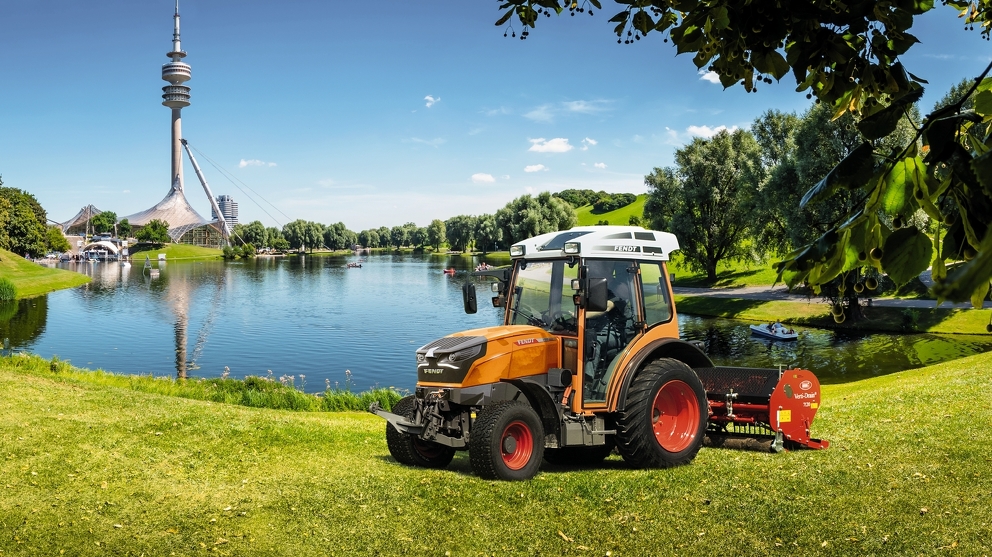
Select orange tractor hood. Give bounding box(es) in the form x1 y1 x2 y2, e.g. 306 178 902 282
416 326 561 388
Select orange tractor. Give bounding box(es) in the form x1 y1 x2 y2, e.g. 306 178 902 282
371 226 828 480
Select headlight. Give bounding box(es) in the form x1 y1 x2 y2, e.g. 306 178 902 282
510 245 525 256
448 345 482 362
563 242 580 254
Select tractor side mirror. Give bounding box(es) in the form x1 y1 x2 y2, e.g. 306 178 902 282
585 277 609 312
462 282 477 314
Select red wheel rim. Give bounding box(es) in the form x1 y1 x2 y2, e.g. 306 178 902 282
500 420 534 470
651 380 700 453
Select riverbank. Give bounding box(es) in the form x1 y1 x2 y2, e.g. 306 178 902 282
2 351 989 555
674 293 991 335
0 248 90 299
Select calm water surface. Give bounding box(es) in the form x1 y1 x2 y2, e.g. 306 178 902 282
4 254 991 391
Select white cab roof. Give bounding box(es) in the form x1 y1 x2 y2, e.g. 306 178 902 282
511 226 680 262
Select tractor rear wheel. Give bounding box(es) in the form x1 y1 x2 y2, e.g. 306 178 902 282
616 358 706 468
385 395 455 469
469 400 544 480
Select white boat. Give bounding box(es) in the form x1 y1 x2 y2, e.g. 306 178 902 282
749 322 798 341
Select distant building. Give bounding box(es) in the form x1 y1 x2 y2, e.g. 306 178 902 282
212 195 238 226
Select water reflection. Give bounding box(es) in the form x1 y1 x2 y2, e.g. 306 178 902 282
0 298 48 347
3 254 990 391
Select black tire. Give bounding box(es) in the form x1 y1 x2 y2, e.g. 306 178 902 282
385 395 455 469
616 358 707 468
469 400 544 480
543 439 615 467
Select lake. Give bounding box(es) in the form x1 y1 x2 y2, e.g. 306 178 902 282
4 253 991 392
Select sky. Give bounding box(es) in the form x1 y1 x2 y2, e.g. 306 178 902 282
1 1 990 231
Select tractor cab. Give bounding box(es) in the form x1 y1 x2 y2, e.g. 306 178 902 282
464 226 682 410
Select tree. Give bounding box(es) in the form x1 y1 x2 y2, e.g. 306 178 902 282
265 226 283 247
117 218 132 239
283 220 323 252
390 225 408 249
592 193 636 213
492 1 992 304
90 211 117 234
411 226 428 248
495 192 577 245
553 189 600 208
426 219 446 251
358 229 380 249
233 220 267 247
270 237 290 251
644 129 764 281
445 215 477 252
136 219 170 244
0 185 48 257
474 213 503 254
45 226 71 253
324 222 356 250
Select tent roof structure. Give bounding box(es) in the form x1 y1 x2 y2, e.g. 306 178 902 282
121 178 211 241
60 205 102 232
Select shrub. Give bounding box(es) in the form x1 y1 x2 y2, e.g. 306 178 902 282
0 277 16 301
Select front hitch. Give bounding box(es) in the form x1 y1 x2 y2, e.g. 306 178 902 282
368 402 424 436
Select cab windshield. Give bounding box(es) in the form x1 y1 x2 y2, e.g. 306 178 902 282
507 260 578 334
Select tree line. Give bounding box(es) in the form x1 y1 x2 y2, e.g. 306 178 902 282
229 191 578 254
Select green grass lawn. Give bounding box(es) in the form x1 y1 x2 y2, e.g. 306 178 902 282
129 243 224 261
575 195 647 227
0 248 90 299
2 351 990 555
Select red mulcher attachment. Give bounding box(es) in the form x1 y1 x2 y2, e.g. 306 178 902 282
695 366 830 452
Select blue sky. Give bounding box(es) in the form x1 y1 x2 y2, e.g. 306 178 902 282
1 1 989 231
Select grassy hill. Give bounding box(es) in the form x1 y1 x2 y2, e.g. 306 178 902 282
575 194 647 226
2 351 990 555
0 248 89 298
129 243 223 261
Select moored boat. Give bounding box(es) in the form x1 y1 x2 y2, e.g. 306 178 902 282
749 322 798 341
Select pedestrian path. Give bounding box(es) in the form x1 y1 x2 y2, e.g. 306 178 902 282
672 286 992 310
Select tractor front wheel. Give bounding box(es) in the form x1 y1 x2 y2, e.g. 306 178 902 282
385 395 455 469
616 358 706 468
469 401 544 480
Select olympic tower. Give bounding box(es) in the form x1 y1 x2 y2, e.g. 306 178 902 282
161 0 191 190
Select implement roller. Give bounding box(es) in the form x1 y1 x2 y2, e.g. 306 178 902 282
698 366 829 452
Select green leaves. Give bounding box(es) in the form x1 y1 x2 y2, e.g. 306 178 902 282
800 142 876 208
881 226 933 286
857 86 923 140
751 51 790 80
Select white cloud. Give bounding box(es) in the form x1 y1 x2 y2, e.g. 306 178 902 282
581 137 598 151
501 175 511 180
528 137 573 153
524 164 547 173
122 189 130 194
318 179 336 188
239 159 276 168
699 70 721 84
471 173 496 184
524 105 554 123
686 125 739 138
424 95 440 108
594 162 607 169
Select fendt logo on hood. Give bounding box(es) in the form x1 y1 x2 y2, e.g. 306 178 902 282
800 380 813 391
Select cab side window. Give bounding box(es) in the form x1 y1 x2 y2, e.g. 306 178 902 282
639 262 673 325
